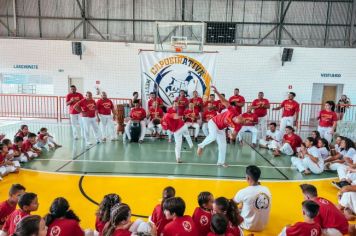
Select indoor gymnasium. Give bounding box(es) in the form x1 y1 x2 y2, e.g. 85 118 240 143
0 0 356 235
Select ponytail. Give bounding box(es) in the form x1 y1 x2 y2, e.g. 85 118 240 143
227 199 242 227
103 203 131 236
45 197 80 226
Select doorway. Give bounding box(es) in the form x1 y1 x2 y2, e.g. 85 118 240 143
311 83 343 105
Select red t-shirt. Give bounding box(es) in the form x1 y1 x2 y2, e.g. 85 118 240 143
228 95 245 114
283 133 302 152
190 97 204 112
166 107 176 114
163 215 198 236
0 201 16 225
95 216 106 235
281 99 300 117
226 221 242 236
151 204 172 236
313 197 348 234
66 93 84 115
112 228 131 236
212 107 241 132
241 112 258 126
161 113 185 133
217 100 226 113
12 144 21 155
318 110 337 127
148 97 163 109
252 98 270 118
2 209 29 235
96 99 114 115
130 108 146 121
184 109 199 123
38 133 46 141
47 218 84 236
286 222 321 236
0 152 6 164
175 97 189 116
15 131 26 138
192 207 212 236
149 107 164 120
203 100 220 110
76 99 97 118
203 110 217 122
21 140 33 153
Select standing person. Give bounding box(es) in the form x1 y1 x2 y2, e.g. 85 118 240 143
233 165 271 232
147 101 164 137
317 101 337 143
190 91 203 113
336 95 351 120
161 109 193 163
238 106 258 147
197 86 244 167
66 85 84 140
184 103 201 142
74 91 102 147
259 122 283 150
251 92 270 139
273 92 300 132
228 88 245 115
201 103 217 137
0 184 26 228
147 92 164 109
129 92 141 108
175 90 189 116
273 126 302 157
299 184 349 236
124 100 146 143
96 91 116 142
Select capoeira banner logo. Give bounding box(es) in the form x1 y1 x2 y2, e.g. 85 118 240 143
139 51 217 108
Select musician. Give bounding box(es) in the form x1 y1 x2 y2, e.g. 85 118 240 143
203 94 219 111
202 103 218 136
147 92 164 109
174 90 189 116
124 100 146 143
184 103 201 142
147 101 164 137
189 91 203 113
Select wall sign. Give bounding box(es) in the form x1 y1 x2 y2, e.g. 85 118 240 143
321 73 341 78
13 64 38 69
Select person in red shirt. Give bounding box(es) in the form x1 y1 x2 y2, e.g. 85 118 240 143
192 192 214 236
147 92 164 109
21 133 41 161
74 91 102 147
202 103 218 137
228 88 245 115
14 125 29 140
300 184 349 236
95 194 121 236
124 100 147 143
216 93 227 113
45 197 88 236
279 200 321 236
162 197 198 236
13 215 48 236
184 103 201 142
213 197 243 236
37 127 62 149
203 94 219 112
102 203 132 236
150 186 176 236
273 92 300 133
165 101 179 143
96 91 116 142
0 144 19 180
317 101 337 143
207 213 232 236
190 91 203 113
147 101 164 137
197 86 245 167
0 184 25 227
238 106 258 147
12 136 27 163
161 108 193 163
66 85 84 140
273 126 302 156
251 92 270 139
129 91 141 108
174 90 189 116
2 192 39 236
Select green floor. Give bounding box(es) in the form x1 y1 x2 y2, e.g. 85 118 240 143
0 121 337 180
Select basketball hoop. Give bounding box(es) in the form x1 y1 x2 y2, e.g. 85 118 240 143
174 45 183 53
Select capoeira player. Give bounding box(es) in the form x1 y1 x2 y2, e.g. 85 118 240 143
147 101 164 136
66 85 84 140
197 85 244 167
273 92 299 133
161 111 193 163
96 91 116 141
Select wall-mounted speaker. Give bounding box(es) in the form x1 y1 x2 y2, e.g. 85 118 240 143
72 42 82 59
281 48 293 65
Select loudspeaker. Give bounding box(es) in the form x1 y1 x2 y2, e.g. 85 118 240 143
72 42 82 56
282 48 293 62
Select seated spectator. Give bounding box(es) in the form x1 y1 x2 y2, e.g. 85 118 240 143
331 153 356 189
190 91 203 113
192 192 214 236
203 94 219 112
213 197 243 235
102 203 132 236
124 100 147 143
0 184 26 228
175 90 189 116
207 213 229 236
147 101 164 137
13 215 47 236
279 200 321 236
36 127 62 149
233 165 271 231
184 103 201 142
238 106 258 147
0 144 20 180
147 92 163 109
311 130 321 141
273 126 302 156
259 122 283 149
299 184 348 236
317 138 330 160
337 185 356 221
95 194 121 235
14 125 29 139
21 133 41 161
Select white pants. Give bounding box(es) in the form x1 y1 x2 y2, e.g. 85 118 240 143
346 172 356 182
280 116 294 133
274 142 294 155
198 120 227 165
238 126 258 144
125 120 146 141
318 126 333 143
99 114 115 140
70 114 84 138
291 156 324 174
202 123 209 136
14 152 37 163
321 228 343 236
82 117 101 144
147 121 162 134
36 137 56 148
185 122 200 138
0 162 20 175
257 116 267 139
173 125 193 160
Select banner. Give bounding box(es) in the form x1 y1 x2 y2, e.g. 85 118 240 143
139 51 217 109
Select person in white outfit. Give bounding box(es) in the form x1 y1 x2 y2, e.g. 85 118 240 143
272 92 299 133
233 165 271 231
337 184 356 222
74 91 102 147
147 101 164 136
331 152 356 190
251 92 270 139
124 100 147 143
184 103 201 142
259 122 283 149
273 126 302 157
238 106 258 146
317 101 337 143
96 91 116 142
291 137 324 175
317 138 330 160
66 85 84 140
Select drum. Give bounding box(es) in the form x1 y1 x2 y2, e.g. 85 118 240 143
130 121 141 142
152 118 161 126
116 104 125 134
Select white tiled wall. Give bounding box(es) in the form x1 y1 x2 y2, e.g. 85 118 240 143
0 38 355 103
